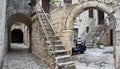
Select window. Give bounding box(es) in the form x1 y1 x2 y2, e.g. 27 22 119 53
86 27 89 33
98 10 104 25
74 28 78 39
89 10 93 18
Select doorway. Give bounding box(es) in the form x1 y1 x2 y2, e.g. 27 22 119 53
42 0 50 13
110 29 113 46
11 29 23 43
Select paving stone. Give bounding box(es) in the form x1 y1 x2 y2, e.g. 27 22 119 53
2 43 48 69
73 46 115 69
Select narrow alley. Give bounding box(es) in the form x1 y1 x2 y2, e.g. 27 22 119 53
0 0 120 69
2 44 47 69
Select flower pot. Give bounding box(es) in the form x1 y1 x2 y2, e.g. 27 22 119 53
99 45 104 49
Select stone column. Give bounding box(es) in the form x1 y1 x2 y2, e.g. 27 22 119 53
29 27 32 53
115 30 120 69
7 28 11 51
62 30 74 54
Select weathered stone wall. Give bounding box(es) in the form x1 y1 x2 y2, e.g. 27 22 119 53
31 17 54 69
0 0 6 68
6 0 30 19
24 28 30 46
50 5 75 52
50 5 74 37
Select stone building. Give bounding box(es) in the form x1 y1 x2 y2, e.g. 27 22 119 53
0 0 6 68
0 0 120 69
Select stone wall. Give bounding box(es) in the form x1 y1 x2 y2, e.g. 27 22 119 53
31 17 54 69
50 5 74 37
50 5 75 51
6 0 31 19
0 0 6 68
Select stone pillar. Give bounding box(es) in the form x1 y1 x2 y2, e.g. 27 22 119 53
29 27 32 53
115 30 120 69
62 30 74 54
7 28 11 51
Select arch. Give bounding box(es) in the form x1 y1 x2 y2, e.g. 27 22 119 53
6 13 31 29
65 1 115 30
6 13 32 52
11 29 23 43
63 1 117 68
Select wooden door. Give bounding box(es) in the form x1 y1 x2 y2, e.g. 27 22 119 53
42 0 50 13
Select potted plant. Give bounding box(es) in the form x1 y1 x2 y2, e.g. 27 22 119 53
96 42 104 49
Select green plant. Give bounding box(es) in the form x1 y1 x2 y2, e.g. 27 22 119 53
27 0 31 3
27 0 32 6
50 0 61 4
106 2 113 5
96 42 103 48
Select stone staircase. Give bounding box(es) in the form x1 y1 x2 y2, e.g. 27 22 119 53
81 16 115 48
81 18 96 47
36 2 75 69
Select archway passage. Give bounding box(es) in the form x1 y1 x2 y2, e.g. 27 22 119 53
11 29 23 43
6 13 32 52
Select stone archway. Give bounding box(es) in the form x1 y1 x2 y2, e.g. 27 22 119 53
66 1 115 30
6 13 32 52
63 1 117 69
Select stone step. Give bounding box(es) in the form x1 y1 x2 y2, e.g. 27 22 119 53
46 32 54 36
57 61 74 66
51 40 62 45
45 26 52 30
43 23 50 26
49 36 60 40
63 64 76 69
55 55 71 63
55 50 66 53
54 44 64 50
57 63 76 69
55 50 67 56
47 39 61 42
55 55 70 59
55 44 63 47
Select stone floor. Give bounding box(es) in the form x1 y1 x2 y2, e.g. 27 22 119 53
2 43 115 69
73 46 115 69
2 43 48 69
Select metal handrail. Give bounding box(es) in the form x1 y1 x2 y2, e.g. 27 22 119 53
37 13 49 41
37 0 57 36
36 0 57 51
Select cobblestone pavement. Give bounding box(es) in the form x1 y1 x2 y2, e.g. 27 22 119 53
2 43 48 69
73 46 115 69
